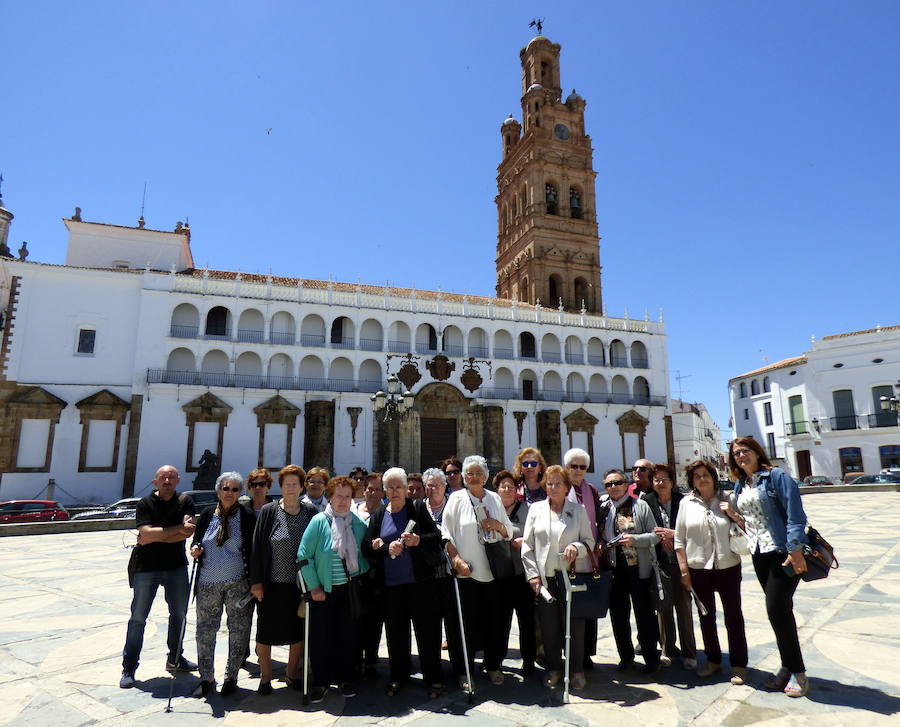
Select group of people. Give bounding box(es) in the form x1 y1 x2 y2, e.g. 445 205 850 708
120 435 812 703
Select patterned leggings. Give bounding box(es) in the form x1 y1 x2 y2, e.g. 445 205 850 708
195 577 252 682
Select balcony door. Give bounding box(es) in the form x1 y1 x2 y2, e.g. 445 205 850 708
832 389 856 430
795 450 811 480
788 395 807 434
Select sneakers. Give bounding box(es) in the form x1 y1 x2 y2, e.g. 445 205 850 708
683 658 698 670
165 656 198 673
659 655 673 667
119 670 136 689
697 661 722 678
730 667 747 685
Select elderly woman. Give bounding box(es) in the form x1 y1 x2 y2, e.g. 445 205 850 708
363 467 443 698
514 447 547 503
675 460 746 682
644 463 697 669
442 457 464 492
302 466 330 513
250 464 317 695
522 465 595 689
246 468 272 512
494 469 536 675
726 437 810 697
189 472 256 697
563 447 601 670
424 468 448 525
298 476 370 702
441 455 514 686
599 468 661 673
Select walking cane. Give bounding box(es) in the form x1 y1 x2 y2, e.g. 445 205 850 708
165 558 199 713
688 586 708 617
297 560 311 706
559 557 586 704
448 550 475 704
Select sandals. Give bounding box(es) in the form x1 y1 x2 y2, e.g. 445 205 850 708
764 667 790 691
784 673 809 698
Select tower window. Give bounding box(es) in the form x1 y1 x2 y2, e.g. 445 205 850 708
569 188 582 219
545 184 558 215
76 328 96 355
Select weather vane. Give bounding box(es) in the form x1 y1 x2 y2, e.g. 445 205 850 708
529 18 544 35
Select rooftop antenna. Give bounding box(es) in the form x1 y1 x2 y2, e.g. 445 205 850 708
529 18 544 34
759 348 768 364
138 181 147 228
673 370 692 402
0 172 4 205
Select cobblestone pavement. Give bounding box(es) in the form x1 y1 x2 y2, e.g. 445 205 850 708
1 491 899 727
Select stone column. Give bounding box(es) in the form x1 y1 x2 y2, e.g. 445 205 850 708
458 411 480 461
398 409 421 472
304 400 335 472
481 405 505 474
374 416 399 472
122 395 143 498
536 409 561 467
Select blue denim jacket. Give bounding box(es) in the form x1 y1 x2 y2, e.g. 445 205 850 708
733 467 809 553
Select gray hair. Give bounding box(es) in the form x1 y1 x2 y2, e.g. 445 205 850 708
422 467 447 487
462 455 489 481
564 447 591 468
215 471 244 493
382 466 408 488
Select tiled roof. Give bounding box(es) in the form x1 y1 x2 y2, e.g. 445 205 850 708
730 356 807 382
180 269 559 311
821 324 900 341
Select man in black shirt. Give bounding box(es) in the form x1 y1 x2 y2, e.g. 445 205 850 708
120 465 197 688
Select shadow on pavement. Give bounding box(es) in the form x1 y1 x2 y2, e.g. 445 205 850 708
805 676 900 715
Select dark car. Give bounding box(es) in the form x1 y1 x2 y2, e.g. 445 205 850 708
718 479 735 492
71 498 140 521
0 500 69 524
183 490 220 509
849 473 900 485
802 476 834 487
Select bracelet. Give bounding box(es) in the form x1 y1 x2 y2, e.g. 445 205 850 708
680 572 689 577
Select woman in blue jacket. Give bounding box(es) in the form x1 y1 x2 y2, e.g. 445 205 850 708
725 436 809 698
297 475 370 703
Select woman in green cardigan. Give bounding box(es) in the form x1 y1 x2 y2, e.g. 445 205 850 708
297 475 369 703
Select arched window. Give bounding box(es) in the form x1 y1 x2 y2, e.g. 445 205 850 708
519 277 529 302
170 303 199 338
750 379 760 396
573 278 589 311
545 183 558 215
519 332 536 359
204 306 231 339
569 187 582 219
548 274 562 306
763 376 771 393
330 316 354 347
739 382 747 398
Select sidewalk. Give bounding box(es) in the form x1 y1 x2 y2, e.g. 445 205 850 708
1 491 898 726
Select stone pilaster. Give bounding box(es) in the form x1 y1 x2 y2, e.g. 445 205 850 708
536 409 561 468
481 405 505 475
304 400 335 472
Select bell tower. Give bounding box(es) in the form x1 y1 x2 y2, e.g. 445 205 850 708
495 34 602 314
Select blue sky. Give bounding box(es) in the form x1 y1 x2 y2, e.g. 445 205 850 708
3 1 898 440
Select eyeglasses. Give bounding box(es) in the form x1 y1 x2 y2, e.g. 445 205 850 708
567 463 588 470
632 466 649 473
605 479 627 488
522 461 540 468
248 480 269 488
652 477 671 485
465 470 485 478
445 469 461 476
220 486 241 493
307 480 325 486
733 449 753 457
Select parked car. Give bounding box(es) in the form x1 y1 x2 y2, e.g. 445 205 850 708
802 476 834 487
841 472 866 484
0 500 69 524
71 498 140 521
718 478 735 492
849 473 900 485
183 489 220 509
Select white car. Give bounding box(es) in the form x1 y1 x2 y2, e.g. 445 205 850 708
71 498 140 521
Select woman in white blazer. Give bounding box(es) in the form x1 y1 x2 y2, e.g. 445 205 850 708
521 465 595 690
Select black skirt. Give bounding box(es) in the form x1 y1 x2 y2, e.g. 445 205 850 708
256 581 304 646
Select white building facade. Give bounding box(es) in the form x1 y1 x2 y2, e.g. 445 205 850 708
729 326 900 481
670 399 726 484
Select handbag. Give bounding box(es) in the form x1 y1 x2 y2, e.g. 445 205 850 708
728 523 750 556
555 547 613 619
786 525 839 582
484 539 516 580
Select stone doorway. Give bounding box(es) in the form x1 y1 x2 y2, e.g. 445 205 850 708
421 417 457 470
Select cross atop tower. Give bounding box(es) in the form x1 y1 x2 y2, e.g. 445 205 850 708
529 18 544 35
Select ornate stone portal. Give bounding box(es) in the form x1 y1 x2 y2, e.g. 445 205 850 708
616 409 649 469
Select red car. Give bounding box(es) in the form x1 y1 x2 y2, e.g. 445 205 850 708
0 500 69 523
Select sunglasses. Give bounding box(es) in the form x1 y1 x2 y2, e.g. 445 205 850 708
445 470 461 476
248 480 269 488
522 461 540 468
605 479 627 488
220 486 241 493
632 466 649 472
568 463 588 470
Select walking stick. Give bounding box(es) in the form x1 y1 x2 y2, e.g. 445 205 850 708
165 558 199 713
448 551 474 704
297 562 311 706
559 557 586 704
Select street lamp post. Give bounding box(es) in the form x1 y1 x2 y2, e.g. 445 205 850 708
879 380 900 424
371 374 414 423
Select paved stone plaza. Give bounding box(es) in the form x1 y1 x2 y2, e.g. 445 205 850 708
1 491 899 727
